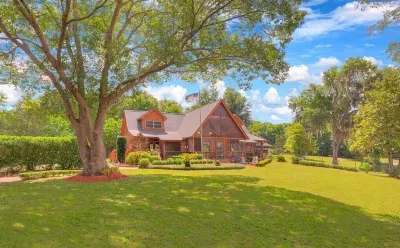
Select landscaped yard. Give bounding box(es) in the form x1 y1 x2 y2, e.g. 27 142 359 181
1 161 400 247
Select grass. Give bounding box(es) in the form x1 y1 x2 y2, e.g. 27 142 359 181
1 161 400 247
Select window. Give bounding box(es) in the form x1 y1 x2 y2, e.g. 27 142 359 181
202 141 210 152
229 140 240 152
146 121 162 129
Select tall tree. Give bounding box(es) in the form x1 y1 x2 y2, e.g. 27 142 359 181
223 87 251 125
289 58 377 165
284 123 317 158
0 0 305 175
351 67 400 176
249 121 288 144
359 0 400 63
158 99 183 114
288 84 331 136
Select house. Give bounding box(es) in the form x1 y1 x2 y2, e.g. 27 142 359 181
120 100 272 160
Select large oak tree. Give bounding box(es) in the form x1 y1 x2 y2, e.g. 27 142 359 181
0 0 305 175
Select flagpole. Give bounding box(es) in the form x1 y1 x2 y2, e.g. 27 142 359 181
199 83 203 163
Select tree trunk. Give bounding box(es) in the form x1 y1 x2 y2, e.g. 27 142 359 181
332 140 340 166
71 105 108 176
331 125 341 166
388 151 394 176
76 131 108 175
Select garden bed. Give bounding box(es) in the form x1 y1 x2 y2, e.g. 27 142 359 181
145 164 245 170
65 173 129 183
19 170 82 180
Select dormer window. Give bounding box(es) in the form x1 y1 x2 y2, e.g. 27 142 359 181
146 121 162 129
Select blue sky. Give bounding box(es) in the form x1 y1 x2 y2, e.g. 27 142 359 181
142 0 397 124
1 0 397 124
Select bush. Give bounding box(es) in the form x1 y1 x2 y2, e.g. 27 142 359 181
147 164 245 170
125 152 139 165
116 136 127 163
276 155 286 162
19 170 81 180
168 155 181 159
246 156 253 163
138 158 150 168
174 158 183 165
256 158 273 167
181 153 195 167
215 160 221 166
192 153 204 159
0 136 81 172
191 159 214 164
149 155 162 163
359 162 372 173
297 160 358 172
291 156 301 164
102 166 120 176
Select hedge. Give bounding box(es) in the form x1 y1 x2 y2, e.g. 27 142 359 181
256 158 273 167
152 158 183 165
116 136 127 163
0 135 82 172
146 164 245 170
297 160 358 172
19 170 82 180
191 159 214 164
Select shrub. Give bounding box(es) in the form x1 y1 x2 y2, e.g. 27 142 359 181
168 155 181 159
215 160 221 166
102 166 120 176
246 156 253 163
276 155 286 162
359 162 372 173
256 158 272 167
0 136 81 172
291 156 301 164
19 170 81 180
297 160 358 172
125 152 139 165
116 136 127 163
181 153 194 167
138 151 151 159
192 153 204 159
149 155 162 163
191 159 214 164
138 158 150 168
147 164 245 170
174 158 183 165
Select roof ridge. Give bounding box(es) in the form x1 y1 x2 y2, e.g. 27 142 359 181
184 99 221 114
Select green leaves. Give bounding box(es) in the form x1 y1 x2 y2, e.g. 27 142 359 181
284 123 317 157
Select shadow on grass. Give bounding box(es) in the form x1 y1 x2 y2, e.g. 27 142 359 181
0 175 399 247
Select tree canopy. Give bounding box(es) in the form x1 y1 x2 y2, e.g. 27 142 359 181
0 0 305 174
350 67 400 176
223 87 251 126
284 123 317 158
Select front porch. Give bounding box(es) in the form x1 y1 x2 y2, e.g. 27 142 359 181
157 137 268 161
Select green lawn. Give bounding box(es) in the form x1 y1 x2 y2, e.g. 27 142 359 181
1 162 400 247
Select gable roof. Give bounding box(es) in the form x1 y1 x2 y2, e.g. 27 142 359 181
138 109 168 121
123 100 269 144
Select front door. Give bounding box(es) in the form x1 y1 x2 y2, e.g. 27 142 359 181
216 141 224 159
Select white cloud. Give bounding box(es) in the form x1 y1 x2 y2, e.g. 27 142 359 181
213 80 226 97
143 84 190 108
299 54 312 58
286 64 322 85
312 56 341 68
364 43 375 47
295 2 394 39
263 87 283 106
362 56 383 66
270 115 282 121
0 84 20 104
314 44 332 48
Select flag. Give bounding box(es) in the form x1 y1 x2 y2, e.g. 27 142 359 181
185 92 199 102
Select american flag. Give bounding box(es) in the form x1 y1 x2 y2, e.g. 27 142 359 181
185 92 199 102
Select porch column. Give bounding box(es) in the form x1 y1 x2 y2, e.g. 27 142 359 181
260 141 264 159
